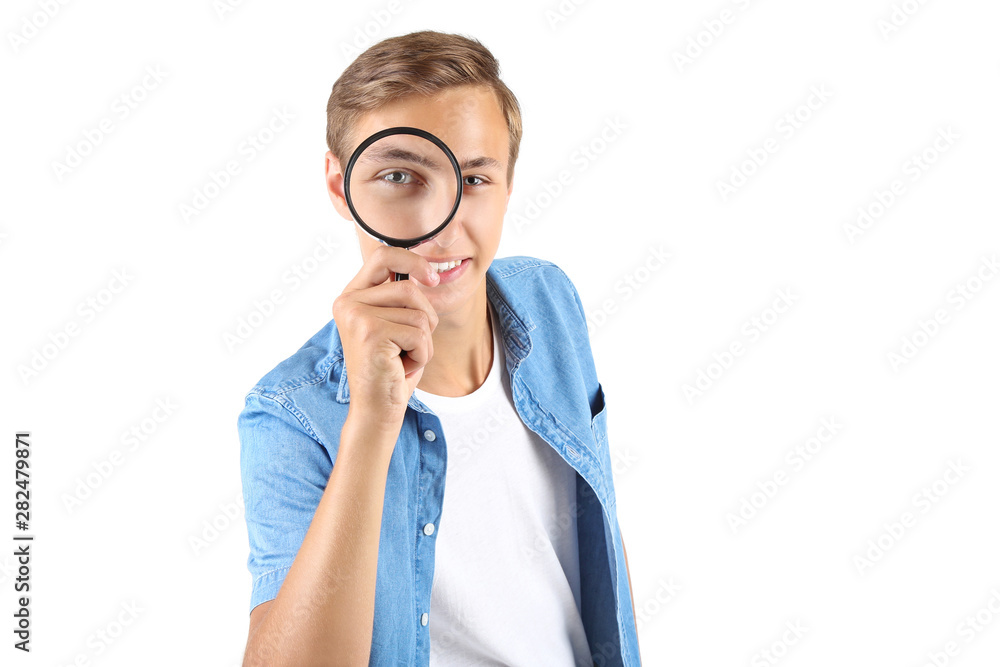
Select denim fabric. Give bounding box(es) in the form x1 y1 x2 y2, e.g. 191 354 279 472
238 256 641 666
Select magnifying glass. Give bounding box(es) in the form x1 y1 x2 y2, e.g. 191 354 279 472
344 127 463 281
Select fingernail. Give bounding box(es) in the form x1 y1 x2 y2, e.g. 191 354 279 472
428 271 440 283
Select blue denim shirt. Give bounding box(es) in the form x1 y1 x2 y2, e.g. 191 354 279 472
238 256 641 666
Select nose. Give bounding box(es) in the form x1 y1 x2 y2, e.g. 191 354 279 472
426 193 469 249
429 222 458 249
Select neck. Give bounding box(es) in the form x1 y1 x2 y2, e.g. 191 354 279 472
416 289 493 397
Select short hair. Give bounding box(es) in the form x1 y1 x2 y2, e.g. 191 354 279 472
326 30 522 184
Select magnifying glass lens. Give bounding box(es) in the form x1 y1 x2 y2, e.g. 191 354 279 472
347 133 459 243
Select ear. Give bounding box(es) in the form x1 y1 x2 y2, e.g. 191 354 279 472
325 150 354 221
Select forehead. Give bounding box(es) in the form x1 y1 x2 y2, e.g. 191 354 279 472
351 85 508 170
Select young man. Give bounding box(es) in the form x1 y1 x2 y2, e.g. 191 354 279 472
239 31 641 666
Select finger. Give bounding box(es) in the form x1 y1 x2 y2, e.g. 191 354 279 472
346 245 439 290
357 305 436 337
379 319 434 370
345 282 439 330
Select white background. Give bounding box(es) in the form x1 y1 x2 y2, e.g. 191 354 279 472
2 0 999 665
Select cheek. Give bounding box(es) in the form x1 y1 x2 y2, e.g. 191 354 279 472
466 192 506 242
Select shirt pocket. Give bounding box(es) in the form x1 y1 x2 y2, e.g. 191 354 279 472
590 382 608 447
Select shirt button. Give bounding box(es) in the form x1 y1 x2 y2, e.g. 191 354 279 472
420 612 429 626
423 429 436 441
423 523 435 536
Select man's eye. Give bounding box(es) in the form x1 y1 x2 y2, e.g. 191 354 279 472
463 175 484 187
382 171 413 184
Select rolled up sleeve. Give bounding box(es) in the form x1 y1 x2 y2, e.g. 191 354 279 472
238 391 332 614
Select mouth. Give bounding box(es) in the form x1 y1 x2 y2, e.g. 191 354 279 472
427 258 468 273
425 257 471 284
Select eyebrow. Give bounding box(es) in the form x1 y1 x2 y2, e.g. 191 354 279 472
359 146 504 174
359 146 445 171
460 156 504 172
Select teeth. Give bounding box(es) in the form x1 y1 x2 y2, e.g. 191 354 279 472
429 259 462 273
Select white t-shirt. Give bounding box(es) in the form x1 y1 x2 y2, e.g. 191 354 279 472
415 303 592 666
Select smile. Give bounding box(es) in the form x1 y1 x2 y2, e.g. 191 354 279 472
428 259 465 273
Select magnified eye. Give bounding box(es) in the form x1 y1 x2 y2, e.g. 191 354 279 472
382 170 415 185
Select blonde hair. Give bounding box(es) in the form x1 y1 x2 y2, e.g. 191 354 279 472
326 30 522 183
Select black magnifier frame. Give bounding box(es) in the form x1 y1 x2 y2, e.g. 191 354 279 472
343 126 463 281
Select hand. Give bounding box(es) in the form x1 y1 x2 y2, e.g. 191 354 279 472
332 245 441 438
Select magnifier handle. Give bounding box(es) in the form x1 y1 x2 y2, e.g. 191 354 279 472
393 271 409 357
